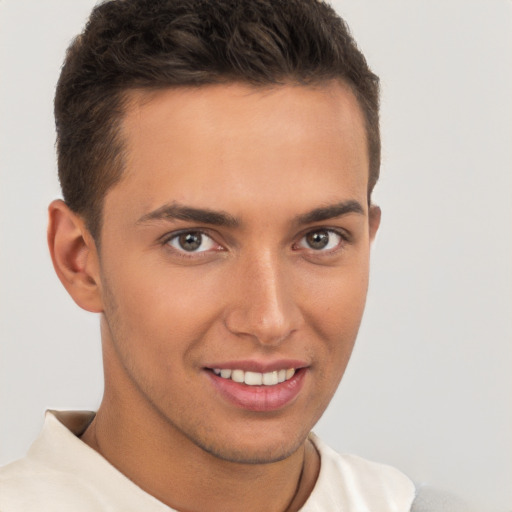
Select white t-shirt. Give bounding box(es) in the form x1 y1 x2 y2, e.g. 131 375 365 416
0 410 415 511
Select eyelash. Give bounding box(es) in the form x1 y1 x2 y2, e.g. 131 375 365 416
160 230 223 259
293 228 348 254
160 227 349 258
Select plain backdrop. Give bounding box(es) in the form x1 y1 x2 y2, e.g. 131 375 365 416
1 1 511 511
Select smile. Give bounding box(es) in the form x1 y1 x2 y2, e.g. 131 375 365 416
207 366 306 411
211 368 296 386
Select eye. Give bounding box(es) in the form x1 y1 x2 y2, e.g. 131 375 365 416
166 231 218 253
297 229 343 251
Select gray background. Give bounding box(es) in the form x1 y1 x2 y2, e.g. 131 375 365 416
1 1 511 511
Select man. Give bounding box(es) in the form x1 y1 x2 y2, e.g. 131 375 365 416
0 0 418 510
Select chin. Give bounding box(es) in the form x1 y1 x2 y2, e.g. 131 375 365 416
198 436 304 465
182 421 309 465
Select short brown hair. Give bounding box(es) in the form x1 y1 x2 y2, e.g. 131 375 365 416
55 0 380 239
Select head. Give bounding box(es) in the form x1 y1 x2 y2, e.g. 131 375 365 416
55 0 380 241
49 0 381 466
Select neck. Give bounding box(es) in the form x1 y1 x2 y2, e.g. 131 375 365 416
82 397 319 512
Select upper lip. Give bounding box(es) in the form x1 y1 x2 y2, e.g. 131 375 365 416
204 359 308 373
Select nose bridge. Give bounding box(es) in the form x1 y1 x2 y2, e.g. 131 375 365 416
225 248 300 345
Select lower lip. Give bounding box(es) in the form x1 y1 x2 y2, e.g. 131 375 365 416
206 369 307 412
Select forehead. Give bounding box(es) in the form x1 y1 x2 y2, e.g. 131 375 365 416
107 81 369 223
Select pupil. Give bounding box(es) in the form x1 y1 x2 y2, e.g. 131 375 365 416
179 232 202 251
307 230 329 249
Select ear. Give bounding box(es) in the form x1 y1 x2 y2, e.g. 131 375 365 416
368 204 381 242
47 200 103 313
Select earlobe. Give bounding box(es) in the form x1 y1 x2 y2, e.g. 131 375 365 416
368 204 381 242
47 199 103 313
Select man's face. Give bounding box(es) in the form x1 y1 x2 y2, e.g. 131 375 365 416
96 82 379 463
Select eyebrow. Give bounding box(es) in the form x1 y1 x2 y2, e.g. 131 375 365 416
137 199 364 228
294 200 365 225
136 202 239 227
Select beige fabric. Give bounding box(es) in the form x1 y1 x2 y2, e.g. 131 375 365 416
0 411 415 511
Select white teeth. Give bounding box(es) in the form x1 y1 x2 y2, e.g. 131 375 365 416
220 369 232 379
244 371 263 385
231 369 245 383
212 368 297 386
262 371 278 386
286 368 295 380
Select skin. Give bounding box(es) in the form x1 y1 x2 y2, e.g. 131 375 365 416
48 81 380 512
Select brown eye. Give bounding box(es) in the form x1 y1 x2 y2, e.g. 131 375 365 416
167 231 216 252
179 232 202 251
298 229 343 251
305 230 330 249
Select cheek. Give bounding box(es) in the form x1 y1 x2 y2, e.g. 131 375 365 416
101 259 222 354
303 259 370 341
300 259 369 407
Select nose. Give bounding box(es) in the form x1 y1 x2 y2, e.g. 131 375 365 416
224 251 302 346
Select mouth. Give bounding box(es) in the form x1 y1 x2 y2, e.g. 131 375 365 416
205 364 307 412
210 368 296 386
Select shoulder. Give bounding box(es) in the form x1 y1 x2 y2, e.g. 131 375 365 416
305 435 477 512
0 411 103 511
0 456 104 512
0 411 175 512
302 434 415 511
